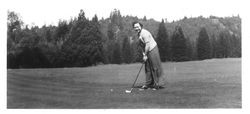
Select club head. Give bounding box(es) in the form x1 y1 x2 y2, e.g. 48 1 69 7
125 89 132 93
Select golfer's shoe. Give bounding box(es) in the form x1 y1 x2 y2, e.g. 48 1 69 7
139 85 149 91
151 88 157 90
151 86 165 90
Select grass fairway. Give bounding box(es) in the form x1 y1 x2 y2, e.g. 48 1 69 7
7 58 241 108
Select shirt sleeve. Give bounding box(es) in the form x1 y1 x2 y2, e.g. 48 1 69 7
141 30 150 43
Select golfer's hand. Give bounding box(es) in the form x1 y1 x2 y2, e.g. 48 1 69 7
143 55 148 62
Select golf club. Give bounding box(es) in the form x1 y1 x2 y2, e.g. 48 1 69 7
125 62 144 93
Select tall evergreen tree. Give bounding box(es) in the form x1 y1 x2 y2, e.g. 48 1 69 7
231 34 241 57
225 34 241 58
112 42 122 64
210 34 217 58
107 9 124 41
7 11 23 68
171 26 188 61
122 37 132 63
217 31 230 58
130 40 143 63
54 20 69 43
7 11 23 52
60 10 103 67
156 19 170 62
107 9 124 63
186 37 193 61
197 27 212 60
92 14 108 64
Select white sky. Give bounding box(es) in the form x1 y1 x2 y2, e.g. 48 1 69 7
4 0 244 27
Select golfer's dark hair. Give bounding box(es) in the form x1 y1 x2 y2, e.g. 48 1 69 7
132 21 143 28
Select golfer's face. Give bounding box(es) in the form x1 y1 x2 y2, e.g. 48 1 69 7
133 23 141 33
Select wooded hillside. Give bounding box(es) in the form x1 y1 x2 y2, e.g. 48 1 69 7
7 9 241 68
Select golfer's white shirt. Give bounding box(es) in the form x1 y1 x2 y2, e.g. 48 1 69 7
139 29 157 51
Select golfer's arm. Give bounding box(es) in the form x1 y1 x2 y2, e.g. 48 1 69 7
141 33 150 56
144 43 150 56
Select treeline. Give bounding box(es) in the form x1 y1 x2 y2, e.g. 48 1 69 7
7 9 241 69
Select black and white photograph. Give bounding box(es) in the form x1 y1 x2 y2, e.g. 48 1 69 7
1 0 249 112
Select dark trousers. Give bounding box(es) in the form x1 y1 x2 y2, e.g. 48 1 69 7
144 46 165 86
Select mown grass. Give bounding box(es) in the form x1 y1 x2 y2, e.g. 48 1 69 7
7 58 241 108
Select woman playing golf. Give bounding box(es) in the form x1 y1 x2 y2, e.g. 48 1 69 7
132 21 165 90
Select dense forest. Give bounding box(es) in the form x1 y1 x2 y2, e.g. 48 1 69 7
7 9 241 69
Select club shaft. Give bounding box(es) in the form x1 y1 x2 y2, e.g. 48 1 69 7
131 63 144 88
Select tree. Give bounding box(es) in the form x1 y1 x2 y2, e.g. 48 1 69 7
110 9 123 30
54 20 69 43
7 11 23 52
112 42 122 64
143 16 147 21
106 9 125 63
19 26 40 49
217 31 230 58
16 47 51 68
130 39 143 63
122 36 132 63
59 10 88 67
171 26 188 61
43 26 53 42
231 34 241 57
107 9 124 41
92 15 108 64
186 36 194 60
60 10 104 67
156 19 170 62
197 27 212 60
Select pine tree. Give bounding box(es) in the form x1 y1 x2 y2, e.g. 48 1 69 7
122 37 132 63
130 40 143 63
7 11 23 52
107 9 125 63
156 19 170 62
197 27 212 60
54 20 69 43
186 37 193 61
218 31 230 58
231 34 241 57
7 11 22 68
60 10 103 67
171 26 188 61
113 42 122 64
92 15 108 64
210 34 217 58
